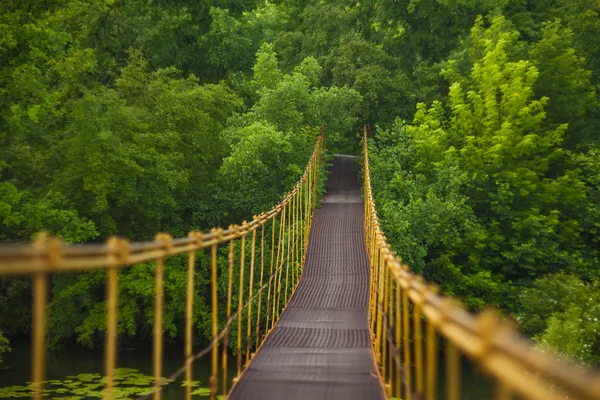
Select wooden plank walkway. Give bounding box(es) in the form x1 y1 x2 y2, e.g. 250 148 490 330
228 155 385 400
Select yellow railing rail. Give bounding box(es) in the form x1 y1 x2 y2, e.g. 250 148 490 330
0 134 324 400
363 126 600 400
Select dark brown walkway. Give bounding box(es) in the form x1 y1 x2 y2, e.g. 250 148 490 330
228 155 385 400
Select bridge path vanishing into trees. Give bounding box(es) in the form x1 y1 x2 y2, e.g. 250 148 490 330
228 154 385 400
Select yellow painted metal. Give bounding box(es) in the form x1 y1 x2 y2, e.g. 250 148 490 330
402 285 411 400
272 204 285 331
381 262 389 380
32 271 48 400
210 236 219 400
447 342 460 400
395 278 401 400
496 382 512 400
153 233 170 400
284 194 291 306
184 232 197 400
426 320 438 400
299 181 305 270
237 229 247 377
296 186 301 287
275 205 286 323
305 174 310 251
295 188 299 287
414 302 424 397
246 228 257 365
375 247 383 361
223 239 234 395
255 224 266 351
290 192 296 293
265 217 276 334
387 270 393 388
105 236 122 400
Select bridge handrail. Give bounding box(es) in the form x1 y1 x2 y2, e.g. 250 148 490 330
363 126 600 400
0 133 324 400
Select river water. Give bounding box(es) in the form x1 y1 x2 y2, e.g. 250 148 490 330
1 340 494 399
0 340 234 399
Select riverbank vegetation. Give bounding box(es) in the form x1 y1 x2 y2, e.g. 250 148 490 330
1 0 599 367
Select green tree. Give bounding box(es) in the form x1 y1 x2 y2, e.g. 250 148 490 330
529 19 598 148
47 255 211 349
0 330 9 364
370 15 597 311
519 273 600 365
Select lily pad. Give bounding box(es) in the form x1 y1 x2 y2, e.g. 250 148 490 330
191 387 211 396
76 373 100 382
181 380 201 387
0 367 172 399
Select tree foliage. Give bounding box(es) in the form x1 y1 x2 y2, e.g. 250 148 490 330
519 273 600 365
368 11 600 363
0 330 9 363
0 0 361 351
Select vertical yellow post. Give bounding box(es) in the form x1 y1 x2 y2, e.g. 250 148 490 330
237 227 247 377
296 188 301 281
370 245 379 333
271 207 284 331
414 302 424 398
370 228 379 330
105 237 123 400
307 164 312 233
255 223 266 349
369 240 375 328
32 271 48 400
395 277 402 400
446 342 460 400
284 194 292 306
375 247 384 363
370 225 376 266
271 206 283 330
153 233 171 400
296 189 300 284
312 153 318 213
299 181 304 270
305 175 310 249
210 230 220 400
185 232 198 400
290 192 295 292
223 238 234 395
32 235 57 400
403 281 412 400
274 205 287 324
292 190 297 291
265 217 276 333
426 320 438 400
246 228 257 365
368 234 375 327
495 382 511 400
372 239 378 317
387 272 394 390
381 262 389 379
291 193 296 284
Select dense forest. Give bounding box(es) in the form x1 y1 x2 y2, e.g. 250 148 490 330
1 0 599 367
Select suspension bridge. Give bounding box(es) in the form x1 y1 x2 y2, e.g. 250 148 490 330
0 128 599 400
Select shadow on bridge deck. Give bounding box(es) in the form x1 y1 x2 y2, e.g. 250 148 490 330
228 155 386 400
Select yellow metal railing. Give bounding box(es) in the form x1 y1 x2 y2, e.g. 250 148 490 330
0 134 323 400
363 125 600 400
